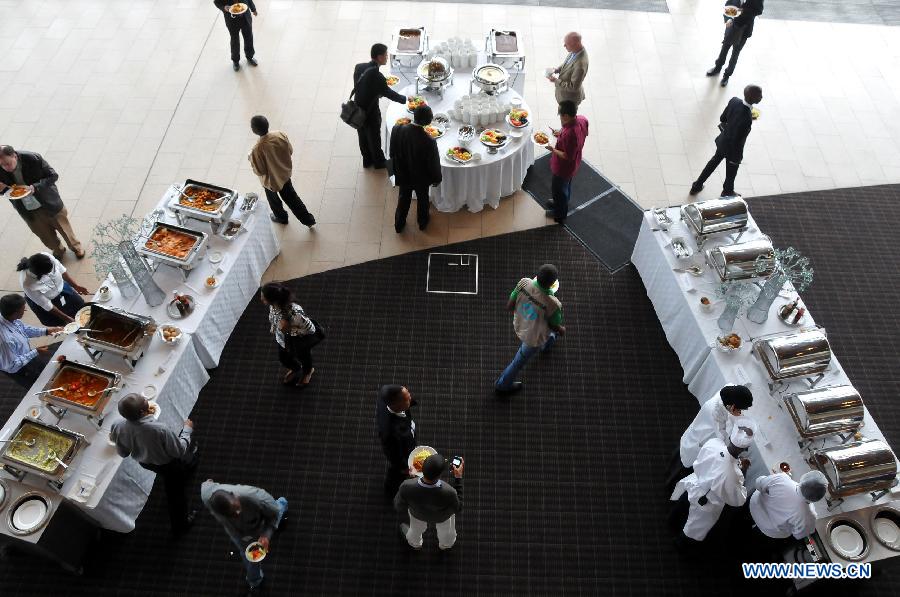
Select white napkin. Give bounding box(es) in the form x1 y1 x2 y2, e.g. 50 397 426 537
675 273 693 293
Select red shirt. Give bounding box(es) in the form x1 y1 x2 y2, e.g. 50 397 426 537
550 115 589 179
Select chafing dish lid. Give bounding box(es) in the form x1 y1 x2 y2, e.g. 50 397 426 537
417 56 452 81
682 196 748 235
473 63 509 85
491 30 521 55
816 439 898 490
708 237 775 278
789 384 864 430
759 328 831 374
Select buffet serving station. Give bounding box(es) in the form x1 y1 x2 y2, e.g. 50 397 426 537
0 182 279 570
632 201 900 574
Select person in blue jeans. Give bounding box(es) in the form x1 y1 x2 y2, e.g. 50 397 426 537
495 264 566 395
201 479 288 592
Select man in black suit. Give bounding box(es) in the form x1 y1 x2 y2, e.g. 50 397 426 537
388 106 442 233
354 43 408 170
376 384 417 499
213 0 258 71
706 0 764 86
690 85 762 197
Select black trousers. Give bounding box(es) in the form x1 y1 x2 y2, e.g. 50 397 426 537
276 334 317 375
25 284 85 327
714 24 749 77
4 351 50 390
384 462 408 498
357 110 386 167
695 148 740 195
396 185 430 230
140 448 198 533
224 14 254 63
264 180 314 225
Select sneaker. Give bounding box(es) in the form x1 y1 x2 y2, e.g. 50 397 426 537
400 524 422 549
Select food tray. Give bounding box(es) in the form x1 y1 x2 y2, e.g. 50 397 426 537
40 360 120 416
138 221 209 269
168 179 236 219
1 420 82 479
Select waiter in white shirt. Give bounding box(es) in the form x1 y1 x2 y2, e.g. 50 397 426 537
17 252 89 326
748 470 827 542
671 416 757 544
666 384 753 493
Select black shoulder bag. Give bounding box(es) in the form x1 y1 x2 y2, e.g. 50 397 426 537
340 66 376 130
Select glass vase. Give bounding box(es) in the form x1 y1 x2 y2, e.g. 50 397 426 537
717 301 740 332
746 274 786 324
109 260 139 299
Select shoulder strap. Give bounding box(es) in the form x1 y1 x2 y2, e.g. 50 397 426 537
349 65 379 100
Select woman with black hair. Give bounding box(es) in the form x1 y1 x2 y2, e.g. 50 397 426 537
17 252 89 326
260 281 323 387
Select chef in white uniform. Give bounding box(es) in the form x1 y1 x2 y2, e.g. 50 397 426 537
671 416 757 543
666 385 753 493
748 470 827 540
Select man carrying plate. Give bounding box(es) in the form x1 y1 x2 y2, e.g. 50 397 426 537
214 0 258 71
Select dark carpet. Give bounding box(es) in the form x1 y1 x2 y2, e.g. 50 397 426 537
1 185 900 596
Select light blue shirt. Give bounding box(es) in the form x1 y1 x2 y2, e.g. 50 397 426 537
0 317 46 374
562 50 581 68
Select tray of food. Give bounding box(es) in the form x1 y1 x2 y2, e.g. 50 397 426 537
446 146 474 164
723 5 742 18
1 420 82 478
506 109 529 128
406 96 427 113
533 131 550 146
385 75 399 87
40 361 119 413
716 333 742 352
246 542 267 562
480 129 507 148
140 222 208 266
417 57 451 82
229 2 248 15
220 220 244 241
8 185 32 199
79 305 155 352
408 445 437 477
424 125 444 139
168 179 237 220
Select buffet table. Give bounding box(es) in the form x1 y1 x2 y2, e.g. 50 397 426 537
383 80 536 214
632 208 900 566
0 186 279 540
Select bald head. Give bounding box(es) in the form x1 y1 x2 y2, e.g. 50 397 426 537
564 32 583 53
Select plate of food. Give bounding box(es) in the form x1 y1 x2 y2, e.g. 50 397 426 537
385 75 400 87
8 185 32 199
506 108 529 128
532 131 550 146
424 125 444 139
751 107 760 120
446 146 474 164
245 542 268 563
480 129 507 148
395 116 411 126
433 113 450 127
158 323 183 345
670 237 694 259
457 125 475 144
205 275 220 290
167 294 195 319
76 306 92 327
221 220 243 241
407 96 427 113
147 400 161 420
408 445 437 477
723 5 741 17
716 333 742 352
229 2 249 15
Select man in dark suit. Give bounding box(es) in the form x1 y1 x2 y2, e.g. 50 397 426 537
213 0 258 71
690 85 762 197
706 0 764 86
354 43 408 170
376 384 417 499
0 145 84 259
388 106 442 233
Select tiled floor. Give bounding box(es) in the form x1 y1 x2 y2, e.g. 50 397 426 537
1 0 900 300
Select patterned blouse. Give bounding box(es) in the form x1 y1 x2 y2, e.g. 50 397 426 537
268 303 315 348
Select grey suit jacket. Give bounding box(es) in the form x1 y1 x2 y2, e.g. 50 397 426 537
555 49 589 105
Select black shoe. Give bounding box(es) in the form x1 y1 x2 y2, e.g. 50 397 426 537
373 162 387 170
689 182 704 195
495 381 524 395
395 222 405 234
418 219 429 231
720 76 729 87
247 57 258 67
269 214 289 224
545 209 565 223
705 67 720 77
233 62 240 71
545 200 556 209
362 161 372 169
720 190 738 198
300 214 316 228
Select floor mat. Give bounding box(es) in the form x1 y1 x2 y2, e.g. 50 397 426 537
564 189 645 273
522 154 612 212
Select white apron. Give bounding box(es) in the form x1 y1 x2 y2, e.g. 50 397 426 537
679 394 735 467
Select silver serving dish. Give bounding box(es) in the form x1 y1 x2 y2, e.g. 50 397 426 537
472 63 509 95
392 27 427 56
138 221 209 272
417 56 452 83
488 30 521 56
870 507 900 552
38 360 121 420
783 384 864 439
825 518 871 561
0 419 86 485
811 440 898 499
681 196 748 241
168 179 237 234
77 304 156 368
754 328 831 380
707 237 775 281
6 491 53 536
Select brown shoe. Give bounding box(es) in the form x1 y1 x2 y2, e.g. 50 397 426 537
74 249 86 259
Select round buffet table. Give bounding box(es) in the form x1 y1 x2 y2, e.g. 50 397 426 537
384 79 536 214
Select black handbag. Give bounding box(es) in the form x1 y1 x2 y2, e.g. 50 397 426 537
340 66 377 130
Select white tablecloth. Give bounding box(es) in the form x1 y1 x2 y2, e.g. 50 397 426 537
0 188 280 533
383 80 535 213
631 209 900 535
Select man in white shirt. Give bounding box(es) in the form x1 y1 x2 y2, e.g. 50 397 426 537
748 471 827 541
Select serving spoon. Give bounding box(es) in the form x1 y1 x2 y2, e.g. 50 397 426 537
33 386 66 396
46 450 68 470
0 438 35 447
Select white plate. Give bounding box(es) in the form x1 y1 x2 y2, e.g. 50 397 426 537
157 324 183 345
142 385 157 401
831 524 865 559
8 186 33 200
874 517 900 546
407 445 437 478
204 277 220 290
245 542 268 562
208 251 224 264
505 114 529 129
76 306 92 326
479 129 508 147
96 292 112 303
147 401 162 419
12 497 48 531
229 3 248 15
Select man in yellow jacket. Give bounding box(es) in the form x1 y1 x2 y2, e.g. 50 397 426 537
248 115 316 227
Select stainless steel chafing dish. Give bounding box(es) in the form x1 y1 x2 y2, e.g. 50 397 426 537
392 27 428 56
707 237 776 281
137 221 208 275
810 440 898 500
168 179 237 234
471 63 510 95
415 56 453 96
76 304 156 370
37 360 121 426
486 29 526 71
783 384 864 440
754 328 832 381
681 196 748 246
1 419 86 489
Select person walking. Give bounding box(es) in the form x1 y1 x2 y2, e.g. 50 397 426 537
201 480 288 592
544 101 589 223
395 453 464 551
109 394 199 536
388 105 442 233
706 0 764 86
214 0 258 71
495 264 565 395
0 145 84 260
248 115 316 227
689 85 762 198
547 32 589 107
376 384 417 498
353 43 408 169
0 294 62 389
260 282 322 387
17 252 89 326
